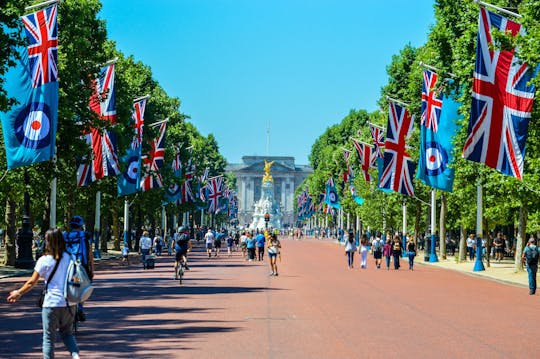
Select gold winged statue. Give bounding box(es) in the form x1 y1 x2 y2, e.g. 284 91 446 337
262 160 274 183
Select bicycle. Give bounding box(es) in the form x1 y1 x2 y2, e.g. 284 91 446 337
176 260 184 285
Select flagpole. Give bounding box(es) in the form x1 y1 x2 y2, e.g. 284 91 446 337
429 189 439 262
25 0 61 12
386 96 410 108
402 200 407 258
123 198 129 248
474 0 522 18
100 57 119 67
474 179 485 271
419 61 456 78
133 94 150 103
50 153 57 229
148 118 169 128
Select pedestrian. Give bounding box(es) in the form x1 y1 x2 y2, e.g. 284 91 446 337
121 244 130 265
372 232 384 269
406 236 417 270
391 235 402 270
240 231 248 258
493 232 504 262
467 233 476 261
226 232 234 258
214 229 224 257
344 231 356 269
246 232 256 261
64 215 94 322
268 233 281 276
139 230 152 269
153 232 163 256
256 231 266 261
522 237 539 295
7 228 81 359
204 229 214 258
383 238 392 270
360 234 369 269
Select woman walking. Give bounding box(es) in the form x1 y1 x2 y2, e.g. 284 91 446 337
7 228 80 359
392 235 402 270
406 236 417 270
344 230 356 269
360 234 369 269
246 232 256 261
268 233 282 276
383 238 392 270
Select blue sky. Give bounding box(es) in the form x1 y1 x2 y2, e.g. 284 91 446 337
100 0 436 165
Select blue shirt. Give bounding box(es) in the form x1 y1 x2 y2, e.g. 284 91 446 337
246 237 256 249
256 234 265 247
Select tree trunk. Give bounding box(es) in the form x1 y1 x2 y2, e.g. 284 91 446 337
439 193 447 260
458 225 466 262
112 204 121 251
100 215 109 252
514 205 527 273
2 200 17 266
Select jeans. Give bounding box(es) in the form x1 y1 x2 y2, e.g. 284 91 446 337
468 246 475 260
42 306 79 359
393 254 400 269
141 248 150 267
385 255 391 269
247 248 255 260
527 263 538 293
346 251 354 267
408 253 415 269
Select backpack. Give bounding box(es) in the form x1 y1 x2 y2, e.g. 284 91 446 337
64 230 90 266
64 255 94 305
525 246 539 265
373 239 383 252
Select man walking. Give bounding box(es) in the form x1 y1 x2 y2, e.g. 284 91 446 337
522 237 539 295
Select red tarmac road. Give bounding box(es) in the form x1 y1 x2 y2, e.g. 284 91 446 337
1 237 538 358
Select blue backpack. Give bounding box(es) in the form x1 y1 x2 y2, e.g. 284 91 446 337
64 230 90 266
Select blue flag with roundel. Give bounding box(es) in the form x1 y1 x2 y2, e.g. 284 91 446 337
417 71 461 192
0 5 59 169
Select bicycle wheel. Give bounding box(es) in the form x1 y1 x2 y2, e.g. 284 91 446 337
177 266 183 285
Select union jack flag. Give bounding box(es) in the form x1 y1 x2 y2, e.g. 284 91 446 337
140 122 167 191
379 101 416 196
206 176 224 213
132 98 146 150
21 4 58 88
421 69 443 132
77 64 120 186
352 139 377 182
462 8 536 180
181 167 195 203
369 123 385 159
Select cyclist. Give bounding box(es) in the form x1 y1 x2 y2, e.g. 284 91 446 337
173 227 192 279
64 215 94 322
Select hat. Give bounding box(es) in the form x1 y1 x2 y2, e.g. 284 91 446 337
69 215 84 228
529 238 536 243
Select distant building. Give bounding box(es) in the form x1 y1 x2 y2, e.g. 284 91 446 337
226 156 312 227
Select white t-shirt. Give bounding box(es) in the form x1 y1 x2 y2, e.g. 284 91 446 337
205 231 214 245
140 236 152 250
240 235 247 244
467 237 475 247
34 252 70 308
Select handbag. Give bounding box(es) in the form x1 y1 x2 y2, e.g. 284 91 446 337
36 256 61 308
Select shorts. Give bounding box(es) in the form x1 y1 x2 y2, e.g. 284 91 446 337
214 241 222 249
175 250 187 262
495 247 504 254
206 243 213 250
241 242 247 249
373 250 382 259
268 252 277 258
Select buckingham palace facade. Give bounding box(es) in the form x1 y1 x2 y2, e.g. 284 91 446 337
226 156 313 227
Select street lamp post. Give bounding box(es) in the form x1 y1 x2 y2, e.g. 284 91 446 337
264 212 270 230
